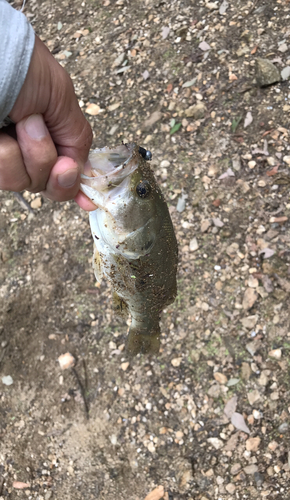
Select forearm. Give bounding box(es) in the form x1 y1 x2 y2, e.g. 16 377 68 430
0 0 35 126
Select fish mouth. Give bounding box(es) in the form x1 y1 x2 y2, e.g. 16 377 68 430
80 143 138 208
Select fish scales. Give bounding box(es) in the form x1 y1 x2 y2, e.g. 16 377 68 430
80 143 178 355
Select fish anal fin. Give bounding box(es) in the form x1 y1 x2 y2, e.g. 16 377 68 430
93 244 103 283
112 292 128 318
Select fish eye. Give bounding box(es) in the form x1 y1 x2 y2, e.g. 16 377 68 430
136 180 151 198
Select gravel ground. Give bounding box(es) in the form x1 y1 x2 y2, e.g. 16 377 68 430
1 0 290 499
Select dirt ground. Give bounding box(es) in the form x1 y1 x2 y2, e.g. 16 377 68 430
1 0 290 499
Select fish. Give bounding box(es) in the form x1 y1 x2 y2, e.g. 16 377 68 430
80 143 178 355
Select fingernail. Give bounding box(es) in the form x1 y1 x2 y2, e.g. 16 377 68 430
58 168 78 188
24 114 48 140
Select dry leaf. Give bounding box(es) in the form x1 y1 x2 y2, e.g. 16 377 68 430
266 165 279 176
231 412 250 434
166 83 173 93
224 395 238 419
251 45 258 55
219 168 235 179
259 248 275 259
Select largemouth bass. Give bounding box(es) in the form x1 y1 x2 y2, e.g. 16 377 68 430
80 143 178 355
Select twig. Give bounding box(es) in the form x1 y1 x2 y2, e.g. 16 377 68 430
72 367 89 419
13 192 35 214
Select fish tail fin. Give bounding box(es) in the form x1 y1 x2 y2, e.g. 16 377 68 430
126 322 161 356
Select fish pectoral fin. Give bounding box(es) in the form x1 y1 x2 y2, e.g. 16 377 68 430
112 292 128 318
93 245 103 283
125 323 161 356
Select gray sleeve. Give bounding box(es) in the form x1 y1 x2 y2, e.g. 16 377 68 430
0 0 35 126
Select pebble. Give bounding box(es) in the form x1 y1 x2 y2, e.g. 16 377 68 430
2 375 13 386
248 160 256 169
30 197 42 209
160 160 170 168
283 155 290 165
58 352 75 370
246 436 261 452
268 440 278 451
268 348 282 359
147 442 156 453
207 437 224 449
171 357 182 367
241 315 258 329
201 219 211 232
278 422 289 433
248 275 259 288
244 464 259 475
253 410 263 420
189 237 199 252
144 486 164 500
254 471 264 487
214 372 228 385
225 483 236 493
231 463 242 475
243 288 258 310
208 384 221 398
121 362 129 371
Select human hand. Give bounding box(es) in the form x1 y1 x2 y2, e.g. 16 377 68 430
0 35 96 210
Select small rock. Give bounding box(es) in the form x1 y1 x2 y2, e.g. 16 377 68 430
212 218 224 228
199 41 211 51
142 111 163 130
270 391 279 400
176 193 187 213
268 440 278 451
85 103 101 115
171 357 182 367
207 437 224 449
258 371 269 386
160 160 170 168
225 483 236 494
254 472 264 487
278 422 289 433
247 390 260 405
241 315 258 329
147 442 156 453
189 237 199 252
283 156 290 166
113 52 126 67
121 362 129 371
12 482 30 489
58 352 75 370
208 384 221 398
281 66 290 81
246 339 261 356
2 375 13 385
201 219 211 232
234 471 246 482
246 436 261 452
248 275 259 288
232 154 241 171
30 197 42 209
241 362 251 381
244 464 259 475
278 43 288 53
206 2 219 9
184 103 206 119
268 348 282 359
243 288 258 310
255 58 281 87
214 372 228 384
248 160 256 169
231 463 242 475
